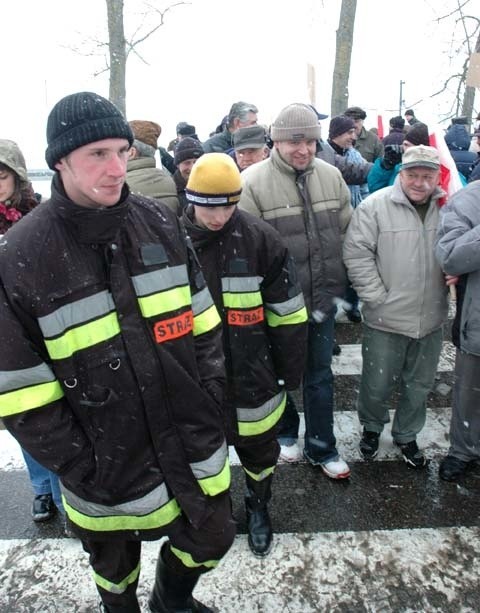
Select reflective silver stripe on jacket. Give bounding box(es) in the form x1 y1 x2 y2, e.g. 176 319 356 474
189 441 228 480
61 480 171 517
237 391 284 422
265 293 305 316
221 276 263 292
0 363 56 392
38 290 115 338
131 265 189 296
191 286 215 316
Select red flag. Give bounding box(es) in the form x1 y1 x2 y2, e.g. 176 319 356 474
377 115 384 139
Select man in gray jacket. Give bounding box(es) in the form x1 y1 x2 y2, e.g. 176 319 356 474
435 180 480 481
239 103 352 480
344 145 449 468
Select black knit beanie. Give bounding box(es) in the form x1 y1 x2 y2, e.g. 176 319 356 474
174 137 204 165
329 115 356 139
45 92 134 170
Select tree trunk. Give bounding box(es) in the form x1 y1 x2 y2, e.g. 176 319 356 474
106 0 127 116
330 0 357 117
461 30 480 126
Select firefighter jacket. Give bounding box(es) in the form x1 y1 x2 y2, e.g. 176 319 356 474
182 206 308 440
0 175 229 539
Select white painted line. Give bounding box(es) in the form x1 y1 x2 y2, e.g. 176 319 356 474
1 405 452 473
0 527 477 611
229 406 452 466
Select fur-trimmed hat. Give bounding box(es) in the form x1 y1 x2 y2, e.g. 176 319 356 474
174 137 204 165
270 103 321 142
344 106 367 120
45 92 134 170
186 153 241 207
128 120 161 149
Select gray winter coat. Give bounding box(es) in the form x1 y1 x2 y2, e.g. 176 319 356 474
344 176 448 339
435 181 480 355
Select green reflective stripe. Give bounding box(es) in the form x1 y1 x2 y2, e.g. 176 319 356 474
243 465 276 482
237 392 286 437
138 285 191 318
0 380 64 418
45 312 121 360
223 291 262 309
197 458 230 496
64 496 181 532
38 290 115 338
266 306 308 328
170 546 219 569
94 562 140 595
132 265 189 296
191 286 215 316
265 293 305 317
62 480 181 532
190 443 230 496
193 304 221 336
221 276 263 292
0 363 56 393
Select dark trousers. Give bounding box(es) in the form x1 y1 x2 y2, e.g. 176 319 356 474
277 315 338 462
449 350 480 462
82 493 235 608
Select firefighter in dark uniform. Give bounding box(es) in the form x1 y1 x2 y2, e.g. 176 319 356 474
182 153 308 556
0 93 236 613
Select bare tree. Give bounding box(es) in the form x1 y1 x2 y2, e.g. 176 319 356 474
407 0 479 125
330 0 357 117
103 0 189 116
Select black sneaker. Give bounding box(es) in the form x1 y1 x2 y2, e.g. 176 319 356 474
395 440 427 469
346 307 362 323
439 455 470 482
359 430 380 459
32 493 56 522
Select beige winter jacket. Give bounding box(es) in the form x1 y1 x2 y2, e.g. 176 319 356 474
239 148 352 316
343 177 448 339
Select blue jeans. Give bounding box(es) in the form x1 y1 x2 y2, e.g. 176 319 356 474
21 448 64 514
278 314 338 462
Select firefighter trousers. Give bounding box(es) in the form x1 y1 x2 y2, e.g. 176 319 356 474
81 492 235 609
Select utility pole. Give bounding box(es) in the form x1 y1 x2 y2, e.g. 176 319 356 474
399 80 405 115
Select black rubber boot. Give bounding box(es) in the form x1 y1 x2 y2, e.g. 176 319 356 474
99 594 141 613
148 544 213 613
245 474 273 557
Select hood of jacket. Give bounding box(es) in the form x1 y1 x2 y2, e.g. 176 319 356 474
445 124 471 151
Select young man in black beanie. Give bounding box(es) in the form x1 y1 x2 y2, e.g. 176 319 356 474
0 91 235 613
182 152 307 557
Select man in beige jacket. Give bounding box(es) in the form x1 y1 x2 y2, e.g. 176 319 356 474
343 145 449 468
240 103 352 480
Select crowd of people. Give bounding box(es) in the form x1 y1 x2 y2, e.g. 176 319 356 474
0 92 479 612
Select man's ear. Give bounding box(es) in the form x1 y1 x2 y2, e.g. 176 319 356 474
54 159 65 172
128 146 137 160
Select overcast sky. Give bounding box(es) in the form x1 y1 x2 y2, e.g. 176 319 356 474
1 0 472 167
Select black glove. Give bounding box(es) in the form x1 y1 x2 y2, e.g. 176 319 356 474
381 144 403 170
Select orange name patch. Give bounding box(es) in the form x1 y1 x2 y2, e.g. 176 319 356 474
153 310 193 343
227 307 264 326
